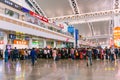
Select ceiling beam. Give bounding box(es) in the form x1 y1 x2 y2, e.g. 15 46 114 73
49 9 120 24
86 35 112 39
87 22 93 36
27 0 47 17
68 0 80 14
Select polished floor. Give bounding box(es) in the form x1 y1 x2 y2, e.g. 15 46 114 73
0 59 120 80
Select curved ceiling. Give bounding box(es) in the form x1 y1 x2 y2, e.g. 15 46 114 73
74 21 111 37
35 0 113 18
34 0 114 45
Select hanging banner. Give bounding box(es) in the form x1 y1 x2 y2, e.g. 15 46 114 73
29 11 48 23
75 29 79 41
75 29 79 48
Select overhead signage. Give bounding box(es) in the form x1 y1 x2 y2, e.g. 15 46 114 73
29 11 48 23
68 26 74 33
0 0 21 10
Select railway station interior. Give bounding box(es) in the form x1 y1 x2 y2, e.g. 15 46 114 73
0 0 120 80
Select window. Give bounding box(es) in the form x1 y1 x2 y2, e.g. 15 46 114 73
5 8 19 19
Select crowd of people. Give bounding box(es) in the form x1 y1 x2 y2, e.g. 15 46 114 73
3 46 120 66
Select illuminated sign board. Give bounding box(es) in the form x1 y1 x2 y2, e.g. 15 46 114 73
29 11 48 23
13 40 28 45
114 27 120 47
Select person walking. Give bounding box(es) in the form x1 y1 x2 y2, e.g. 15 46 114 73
86 48 92 66
110 47 115 62
13 47 19 61
5 49 9 62
70 48 75 60
30 48 36 66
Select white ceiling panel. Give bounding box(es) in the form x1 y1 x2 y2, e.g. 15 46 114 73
74 23 92 37
92 21 109 36
77 0 113 13
74 20 110 38
35 0 73 18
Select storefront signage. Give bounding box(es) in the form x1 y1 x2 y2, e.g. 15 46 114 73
9 34 16 39
29 11 48 23
0 0 21 10
32 41 39 45
13 40 28 45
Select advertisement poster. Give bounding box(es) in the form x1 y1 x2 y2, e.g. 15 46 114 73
113 27 120 47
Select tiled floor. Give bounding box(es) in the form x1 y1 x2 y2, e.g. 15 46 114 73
0 59 120 80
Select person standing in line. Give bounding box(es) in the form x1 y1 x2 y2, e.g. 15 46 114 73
30 48 36 66
115 47 119 59
86 48 92 66
70 48 74 60
52 48 57 61
44 48 48 59
5 49 9 62
110 47 115 62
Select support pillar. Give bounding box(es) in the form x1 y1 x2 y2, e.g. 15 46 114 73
53 40 56 48
43 39 46 48
29 38 32 49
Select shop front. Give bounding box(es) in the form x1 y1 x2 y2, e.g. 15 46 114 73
31 39 44 48
12 40 28 49
56 41 63 48
8 32 30 49
46 40 54 48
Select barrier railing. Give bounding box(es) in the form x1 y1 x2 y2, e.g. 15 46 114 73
0 14 74 40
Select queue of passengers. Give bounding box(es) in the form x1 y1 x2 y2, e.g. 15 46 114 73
4 46 120 66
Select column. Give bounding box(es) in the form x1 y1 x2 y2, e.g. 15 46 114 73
114 15 120 27
53 40 56 48
29 38 32 49
74 29 79 48
74 28 76 48
3 32 8 58
43 39 46 48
